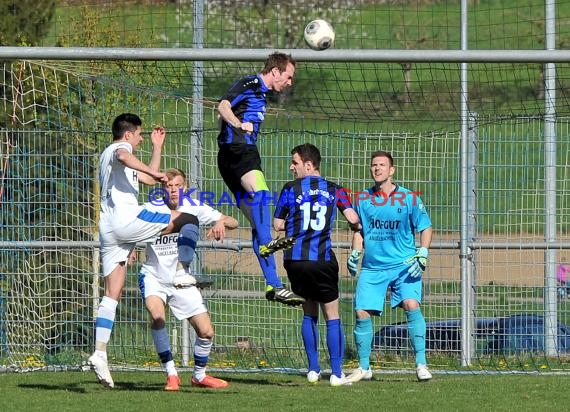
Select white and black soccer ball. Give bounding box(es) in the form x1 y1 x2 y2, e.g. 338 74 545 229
303 19 335 51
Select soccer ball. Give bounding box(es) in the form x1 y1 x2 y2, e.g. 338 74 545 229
304 19 335 51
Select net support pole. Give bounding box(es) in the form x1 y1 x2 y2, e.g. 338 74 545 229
467 112 478 361
180 0 206 368
459 0 474 367
544 0 558 357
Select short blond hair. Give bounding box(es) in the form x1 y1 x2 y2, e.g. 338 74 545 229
164 168 186 183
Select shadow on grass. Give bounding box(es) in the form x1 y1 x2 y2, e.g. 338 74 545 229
18 380 164 393
17 383 88 393
216 375 303 386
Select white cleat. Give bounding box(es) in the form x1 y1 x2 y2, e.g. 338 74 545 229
329 373 352 387
346 367 373 383
88 353 114 388
173 266 197 289
416 364 433 381
307 370 321 384
173 273 197 288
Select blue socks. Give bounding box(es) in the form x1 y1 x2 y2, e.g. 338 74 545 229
406 308 427 366
241 190 281 287
326 319 344 378
248 190 272 245
249 190 282 287
354 317 373 370
302 316 345 378
302 315 320 373
251 230 282 288
177 222 199 266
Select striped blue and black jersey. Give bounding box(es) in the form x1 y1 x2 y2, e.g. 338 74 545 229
274 176 353 262
217 74 269 146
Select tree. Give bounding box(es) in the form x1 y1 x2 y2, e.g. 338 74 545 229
0 0 55 46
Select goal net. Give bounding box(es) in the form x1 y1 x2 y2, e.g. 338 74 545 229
2 57 570 375
3 0 570 375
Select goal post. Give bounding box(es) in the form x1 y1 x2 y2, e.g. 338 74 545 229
1 48 570 374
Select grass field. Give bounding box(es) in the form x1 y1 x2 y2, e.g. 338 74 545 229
2 371 570 412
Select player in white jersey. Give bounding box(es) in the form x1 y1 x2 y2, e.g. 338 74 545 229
90 113 200 389
139 168 238 390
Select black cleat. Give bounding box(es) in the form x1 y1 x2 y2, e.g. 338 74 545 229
259 236 296 257
265 286 305 306
195 275 214 289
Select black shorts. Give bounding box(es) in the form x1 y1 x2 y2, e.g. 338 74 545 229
217 144 263 202
284 254 339 304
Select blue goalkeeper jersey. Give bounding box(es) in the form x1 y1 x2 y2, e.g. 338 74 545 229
217 74 269 146
274 176 353 261
355 185 432 269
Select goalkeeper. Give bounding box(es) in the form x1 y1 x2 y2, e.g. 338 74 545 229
346 150 433 383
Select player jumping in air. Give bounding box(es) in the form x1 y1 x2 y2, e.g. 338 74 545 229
217 52 303 306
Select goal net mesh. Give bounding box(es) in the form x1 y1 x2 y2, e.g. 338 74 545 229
3 0 570 374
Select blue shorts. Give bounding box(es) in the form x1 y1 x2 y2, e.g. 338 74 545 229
354 262 422 315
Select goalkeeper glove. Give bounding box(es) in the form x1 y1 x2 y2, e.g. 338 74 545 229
347 250 361 277
404 247 429 278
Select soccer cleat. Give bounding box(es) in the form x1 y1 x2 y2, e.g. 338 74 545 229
194 275 214 289
346 367 373 383
173 263 197 289
265 285 305 306
307 370 321 384
329 373 352 387
416 364 433 381
191 375 229 389
173 273 197 288
88 353 114 388
164 375 180 391
259 236 296 257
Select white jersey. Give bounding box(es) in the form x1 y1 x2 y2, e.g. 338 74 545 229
97 141 171 277
99 141 139 216
139 198 222 283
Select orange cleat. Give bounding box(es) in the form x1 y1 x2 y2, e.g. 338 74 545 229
191 375 229 389
164 375 181 391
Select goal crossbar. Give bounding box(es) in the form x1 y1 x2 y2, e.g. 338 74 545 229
2 47 569 63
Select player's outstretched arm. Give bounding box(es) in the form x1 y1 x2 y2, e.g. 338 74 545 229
218 100 253 132
146 126 166 172
342 208 361 232
115 147 166 185
206 214 239 241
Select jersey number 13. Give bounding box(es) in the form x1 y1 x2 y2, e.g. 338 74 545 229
300 202 327 231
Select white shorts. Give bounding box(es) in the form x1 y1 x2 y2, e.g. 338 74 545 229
99 204 170 277
100 242 136 277
138 271 207 320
